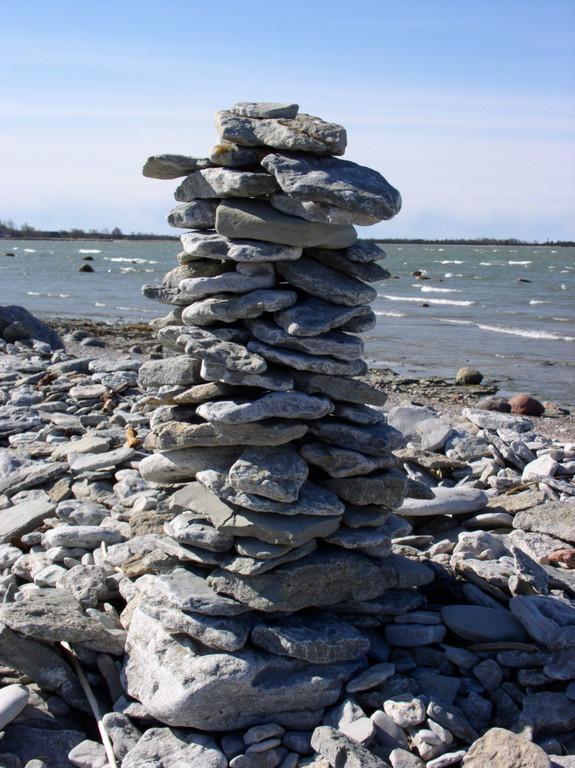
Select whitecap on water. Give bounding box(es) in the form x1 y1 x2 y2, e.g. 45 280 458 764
508 260 532 265
439 260 464 264
381 295 475 306
374 311 406 317
104 257 159 264
479 262 492 266
23 248 36 253
78 249 101 254
529 300 549 305
419 286 462 293
477 323 574 342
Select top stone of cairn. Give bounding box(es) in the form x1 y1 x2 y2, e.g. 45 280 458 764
216 110 347 156
231 102 299 119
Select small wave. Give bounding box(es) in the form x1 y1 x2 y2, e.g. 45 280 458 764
479 262 492 266
508 260 532 265
529 300 549 305
419 286 462 294
439 260 464 264
27 290 72 298
374 311 406 317
94 302 107 307
23 248 36 253
437 318 474 326
381 295 475 306
477 323 574 342
104 257 159 264
26 291 41 296
78 249 101 254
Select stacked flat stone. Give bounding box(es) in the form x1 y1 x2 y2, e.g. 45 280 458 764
133 101 423 731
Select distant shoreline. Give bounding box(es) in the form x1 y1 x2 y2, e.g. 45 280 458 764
1 234 573 247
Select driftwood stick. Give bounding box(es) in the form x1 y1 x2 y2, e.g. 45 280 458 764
60 641 119 768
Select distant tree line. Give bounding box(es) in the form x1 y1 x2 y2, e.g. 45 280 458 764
1 220 572 247
0 220 177 241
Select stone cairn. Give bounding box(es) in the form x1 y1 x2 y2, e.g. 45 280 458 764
134 101 430 735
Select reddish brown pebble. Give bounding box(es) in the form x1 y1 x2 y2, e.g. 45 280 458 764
509 393 545 416
548 549 575 568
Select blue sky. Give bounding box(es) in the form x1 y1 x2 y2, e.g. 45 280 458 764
1 0 574 240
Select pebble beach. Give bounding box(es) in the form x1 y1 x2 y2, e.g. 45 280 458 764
0 100 574 768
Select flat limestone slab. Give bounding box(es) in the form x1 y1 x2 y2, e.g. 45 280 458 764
142 154 212 179
247 340 367 377
182 289 298 326
308 420 403 456
200 360 294 391
262 152 402 221
198 470 344 517
216 200 357 249
274 297 376 337
144 419 308 452
292 370 387 406
513 501 575 544
0 496 55 543
276 257 376 307
175 168 278 201
178 263 275 301
216 110 347 155
231 102 299 119
167 201 219 229
246 317 364 361
229 446 308 502
208 550 397 612
271 193 379 226
196 391 334 424
396 487 488 517
180 232 302 263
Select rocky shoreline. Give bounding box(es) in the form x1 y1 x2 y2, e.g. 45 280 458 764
1 317 574 766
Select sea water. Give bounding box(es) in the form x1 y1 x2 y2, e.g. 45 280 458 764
1 240 573 404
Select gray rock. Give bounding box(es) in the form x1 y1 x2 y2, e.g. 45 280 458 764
121 727 227 768
164 515 234 551
145 419 308 452
180 232 302 262
462 407 533 432
308 420 403 456
276 257 375 307
69 446 135 474
271 192 379 225
44 524 124 548
325 526 391 551
0 684 29 731
387 404 438 439
251 614 369 663
371 710 409 749
139 355 202 388
175 168 278 200
142 568 247 616
100 712 142 761
229 446 309 502
323 469 406 507
57 564 116 607
311 726 389 768
521 692 575 733
216 200 357 249
415 418 453 452
462 727 551 767
208 550 397 612
0 495 55 543
209 141 262 167
0 305 63 348
292 371 387 406
232 102 299 119
210 503 340 546
181 289 297 326
0 589 125 654
396 487 488 517
138 599 251 651
441 605 529 643
196 391 334 424
178 262 276 300
426 700 478 743
68 739 108 768
246 317 364 361
143 154 212 179
124 608 357 731
0 725 85 768
167 200 219 228
200 360 294 391
220 539 317 575
0 624 87 710
262 152 401 222
333 402 385 425
216 110 347 156
139 446 241 484
184 336 267 374
385 624 446 646
275 296 376 336
513 501 575 544
247 340 367 376
346 662 395 692
197 470 344 517
301 442 395 478
306 247 390 281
